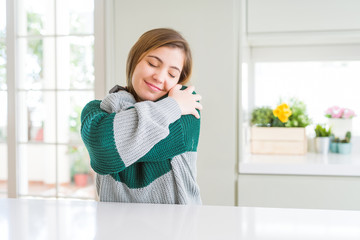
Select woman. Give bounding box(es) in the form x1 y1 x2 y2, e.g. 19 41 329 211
81 28 202 204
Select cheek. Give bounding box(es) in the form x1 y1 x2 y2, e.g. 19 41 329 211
164 78 179 91
132 64 146 85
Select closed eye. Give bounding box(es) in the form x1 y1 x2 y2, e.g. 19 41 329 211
169 73 175 78
148 61 156 67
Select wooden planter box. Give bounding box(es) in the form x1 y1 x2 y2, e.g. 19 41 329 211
250 127 307 155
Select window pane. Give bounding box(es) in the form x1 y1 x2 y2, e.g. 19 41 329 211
18 91 56 143
0 92 6 195
17 0 55 36
57 36 94 90
58 144 94 198
254 61 360 136
18 144 56 197
57 91 94 143
0 41 5 90
0 0 5 38
0 92 6 141
0 93 6 198
18 38 56 90
57 0 94 35
0 142 7 198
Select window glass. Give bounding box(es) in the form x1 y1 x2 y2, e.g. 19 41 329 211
58 144 94 198
0 41 5 90
57 91 94 143
18 38 56 90
56 0 94 35
0 0 5 38
0 92 7 142
18 91 56 143
18 144 56 197
57 36 94 90
254 61 360 136
18 0 55 36
0 92 7 198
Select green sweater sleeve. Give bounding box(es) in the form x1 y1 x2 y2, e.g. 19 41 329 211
81 100 200 175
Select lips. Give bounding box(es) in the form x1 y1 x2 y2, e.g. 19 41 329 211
145 81 162 92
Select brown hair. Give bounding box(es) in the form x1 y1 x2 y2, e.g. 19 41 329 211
126 28 192 98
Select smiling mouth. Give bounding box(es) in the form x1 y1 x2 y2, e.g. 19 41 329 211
145 81 162 92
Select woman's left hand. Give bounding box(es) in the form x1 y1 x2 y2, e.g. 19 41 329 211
169 84 203 119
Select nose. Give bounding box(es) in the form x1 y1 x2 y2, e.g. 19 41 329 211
153 68 167 84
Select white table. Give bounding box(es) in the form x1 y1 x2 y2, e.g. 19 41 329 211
1 198 360 240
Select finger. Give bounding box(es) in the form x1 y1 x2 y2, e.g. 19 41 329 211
195 102 203 110
185 85 195 93
193 94 202 101
192 110 200 119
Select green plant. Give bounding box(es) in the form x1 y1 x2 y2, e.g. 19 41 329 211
340 131 352 143
251 107 273 127
314 124 332 137
68 105 90 178
68 146 90 176
72 159 90 174
331 136 340 143
285 98 311 127
69 105 82 133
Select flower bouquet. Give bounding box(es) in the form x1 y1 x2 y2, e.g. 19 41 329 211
251 98 311 128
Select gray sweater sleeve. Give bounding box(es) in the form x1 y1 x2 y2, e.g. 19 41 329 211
100 91 182 167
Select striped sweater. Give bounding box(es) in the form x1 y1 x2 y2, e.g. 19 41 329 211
80 90 201 204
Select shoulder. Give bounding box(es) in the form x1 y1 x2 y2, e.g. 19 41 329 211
81 100 101 118
101 90 136 113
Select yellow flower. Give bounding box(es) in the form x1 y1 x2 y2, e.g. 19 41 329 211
273 103 292 123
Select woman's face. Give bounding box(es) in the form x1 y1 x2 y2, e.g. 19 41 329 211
132 46 185 101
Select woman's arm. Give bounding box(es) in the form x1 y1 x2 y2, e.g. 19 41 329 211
81 94 200 174
81 100 126 174
138 112 200 162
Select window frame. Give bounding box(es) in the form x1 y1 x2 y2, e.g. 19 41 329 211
5 0 105 199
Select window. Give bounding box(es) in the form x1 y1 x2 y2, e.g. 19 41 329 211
4 0 98 199
254 61 360 136
243 0 360 160
243 42 360 159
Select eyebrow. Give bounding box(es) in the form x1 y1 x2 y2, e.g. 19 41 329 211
147 55 181 73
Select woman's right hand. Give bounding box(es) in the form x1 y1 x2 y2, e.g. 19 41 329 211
168 84 203 119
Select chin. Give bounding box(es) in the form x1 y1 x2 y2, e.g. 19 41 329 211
139 93 159 102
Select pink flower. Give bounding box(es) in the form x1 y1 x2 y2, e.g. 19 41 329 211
342 108 356 119
332 108 344 118
325 106 356 119
325 106 338 115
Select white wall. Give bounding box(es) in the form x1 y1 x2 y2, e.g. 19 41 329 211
246 0 360 46
247 0 360 33
106 0 241 206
